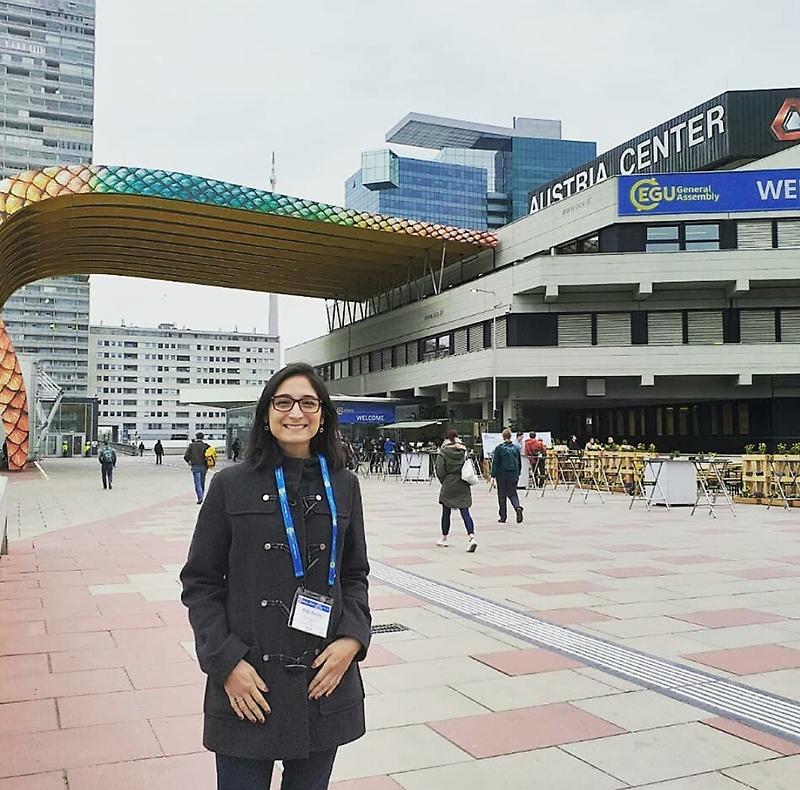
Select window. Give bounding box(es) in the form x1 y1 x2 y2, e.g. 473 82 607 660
685 223 720 251
646 225 679 252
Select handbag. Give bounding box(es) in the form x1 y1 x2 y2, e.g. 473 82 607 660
460 456 480 486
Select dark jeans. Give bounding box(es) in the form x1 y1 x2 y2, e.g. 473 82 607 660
155 454 162 465
496 474 521 521
216 748 337 790
441 505 474 536
101 463 113 488
192 465 207 501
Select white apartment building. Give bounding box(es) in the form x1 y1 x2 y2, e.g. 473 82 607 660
89 322 279 445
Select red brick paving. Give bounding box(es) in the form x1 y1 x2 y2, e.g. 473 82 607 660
0 773 66 790
331 778 404 789
361 645 405 669
596 566 677 578
473 647 583 675
683 645 800 675
702 716 800 755
429 702 625 758
536 607 615 625
672 609 785 628
466 564 545 576
520 581 610 595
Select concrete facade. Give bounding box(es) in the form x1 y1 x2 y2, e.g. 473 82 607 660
289 145 800 450
88 322 279 445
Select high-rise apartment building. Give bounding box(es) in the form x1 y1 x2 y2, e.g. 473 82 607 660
0 0 94 176
88 321 280 445
345 113 596 230
0 1 95 395
1 274 90 394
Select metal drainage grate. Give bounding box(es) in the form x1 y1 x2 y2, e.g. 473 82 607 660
370 559 800 746
370 623 409 634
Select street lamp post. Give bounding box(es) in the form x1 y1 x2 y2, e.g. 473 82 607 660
471 287 498 424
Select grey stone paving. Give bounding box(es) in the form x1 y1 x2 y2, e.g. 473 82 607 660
4 458 800 787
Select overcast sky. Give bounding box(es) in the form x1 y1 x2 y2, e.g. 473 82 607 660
90 0 799 355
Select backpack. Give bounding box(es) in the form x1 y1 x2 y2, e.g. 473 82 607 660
204 445 217 469
99 447 114 464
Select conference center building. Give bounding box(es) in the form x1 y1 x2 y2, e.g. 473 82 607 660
288 88 800 452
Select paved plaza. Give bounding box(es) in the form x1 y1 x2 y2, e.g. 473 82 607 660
2 457 800 788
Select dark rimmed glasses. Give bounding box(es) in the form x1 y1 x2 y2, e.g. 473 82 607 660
270 395 321 414
263 650 314 673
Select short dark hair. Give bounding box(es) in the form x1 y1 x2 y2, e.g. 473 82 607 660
445 428 458 442
195 432 204 439
247 362 345 472
529 432 536 438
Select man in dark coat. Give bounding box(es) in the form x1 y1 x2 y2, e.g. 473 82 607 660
434 429 477 551
180 457 371 765
153 439 164 465
184 432 211 504
491 428 524 523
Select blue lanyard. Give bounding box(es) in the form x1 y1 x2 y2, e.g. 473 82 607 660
274 455 338 588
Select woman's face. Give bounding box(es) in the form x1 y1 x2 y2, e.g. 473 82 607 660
267 375 324 456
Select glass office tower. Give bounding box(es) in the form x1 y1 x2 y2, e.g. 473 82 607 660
346 150 487 229
0 1 95 396
345 113 596 230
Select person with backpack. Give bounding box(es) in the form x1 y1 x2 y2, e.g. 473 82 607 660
491 428 524 524
98 440 117 490
435 429 477 552
153 439 164 465
184 432 212 504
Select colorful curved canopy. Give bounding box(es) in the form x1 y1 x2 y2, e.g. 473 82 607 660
0 165 497 308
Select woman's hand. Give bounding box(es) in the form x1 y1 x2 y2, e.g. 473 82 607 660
223 659 270 723
308 637 361 700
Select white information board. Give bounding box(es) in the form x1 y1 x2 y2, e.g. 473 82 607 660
482 431 553 456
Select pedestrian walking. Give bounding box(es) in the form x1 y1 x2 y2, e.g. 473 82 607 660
435 429 477 552
154 439 164 465
231 437 240 462
98 440 116 490
180 361 371 790
138 441 145 457
184 432 212 504
61 440 69 458
491 428 524 523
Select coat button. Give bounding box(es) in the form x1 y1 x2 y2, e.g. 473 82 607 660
314 648 320 656
315 494 322 501
262 654 269 662
262 493 270 501
264 542 271 550
320 543 326 551
260 599 267 607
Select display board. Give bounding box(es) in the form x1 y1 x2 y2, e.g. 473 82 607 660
482 431 552 456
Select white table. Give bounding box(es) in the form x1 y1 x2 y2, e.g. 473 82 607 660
644 459 697 506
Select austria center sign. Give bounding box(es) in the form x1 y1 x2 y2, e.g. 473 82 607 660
618 169 800 215
529 88 800 215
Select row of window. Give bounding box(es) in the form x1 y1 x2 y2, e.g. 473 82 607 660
317 306 800 380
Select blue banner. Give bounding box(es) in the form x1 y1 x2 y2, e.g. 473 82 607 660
336 403 395 425
618 169 800 216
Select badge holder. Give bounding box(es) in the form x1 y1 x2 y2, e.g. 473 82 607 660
288 588 333 638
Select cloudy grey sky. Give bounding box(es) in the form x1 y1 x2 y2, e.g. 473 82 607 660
90 0 799 354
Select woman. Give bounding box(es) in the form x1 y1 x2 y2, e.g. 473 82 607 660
491 428 524 524
434 429 477 552
181 362 371 790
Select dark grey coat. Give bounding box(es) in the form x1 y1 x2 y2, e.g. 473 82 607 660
435 444 472 509
180 457 371 761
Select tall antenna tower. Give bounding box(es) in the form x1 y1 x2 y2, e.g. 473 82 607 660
269 151 277 192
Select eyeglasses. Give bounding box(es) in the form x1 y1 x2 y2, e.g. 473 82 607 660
263 650 313 673
271 395 322 414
